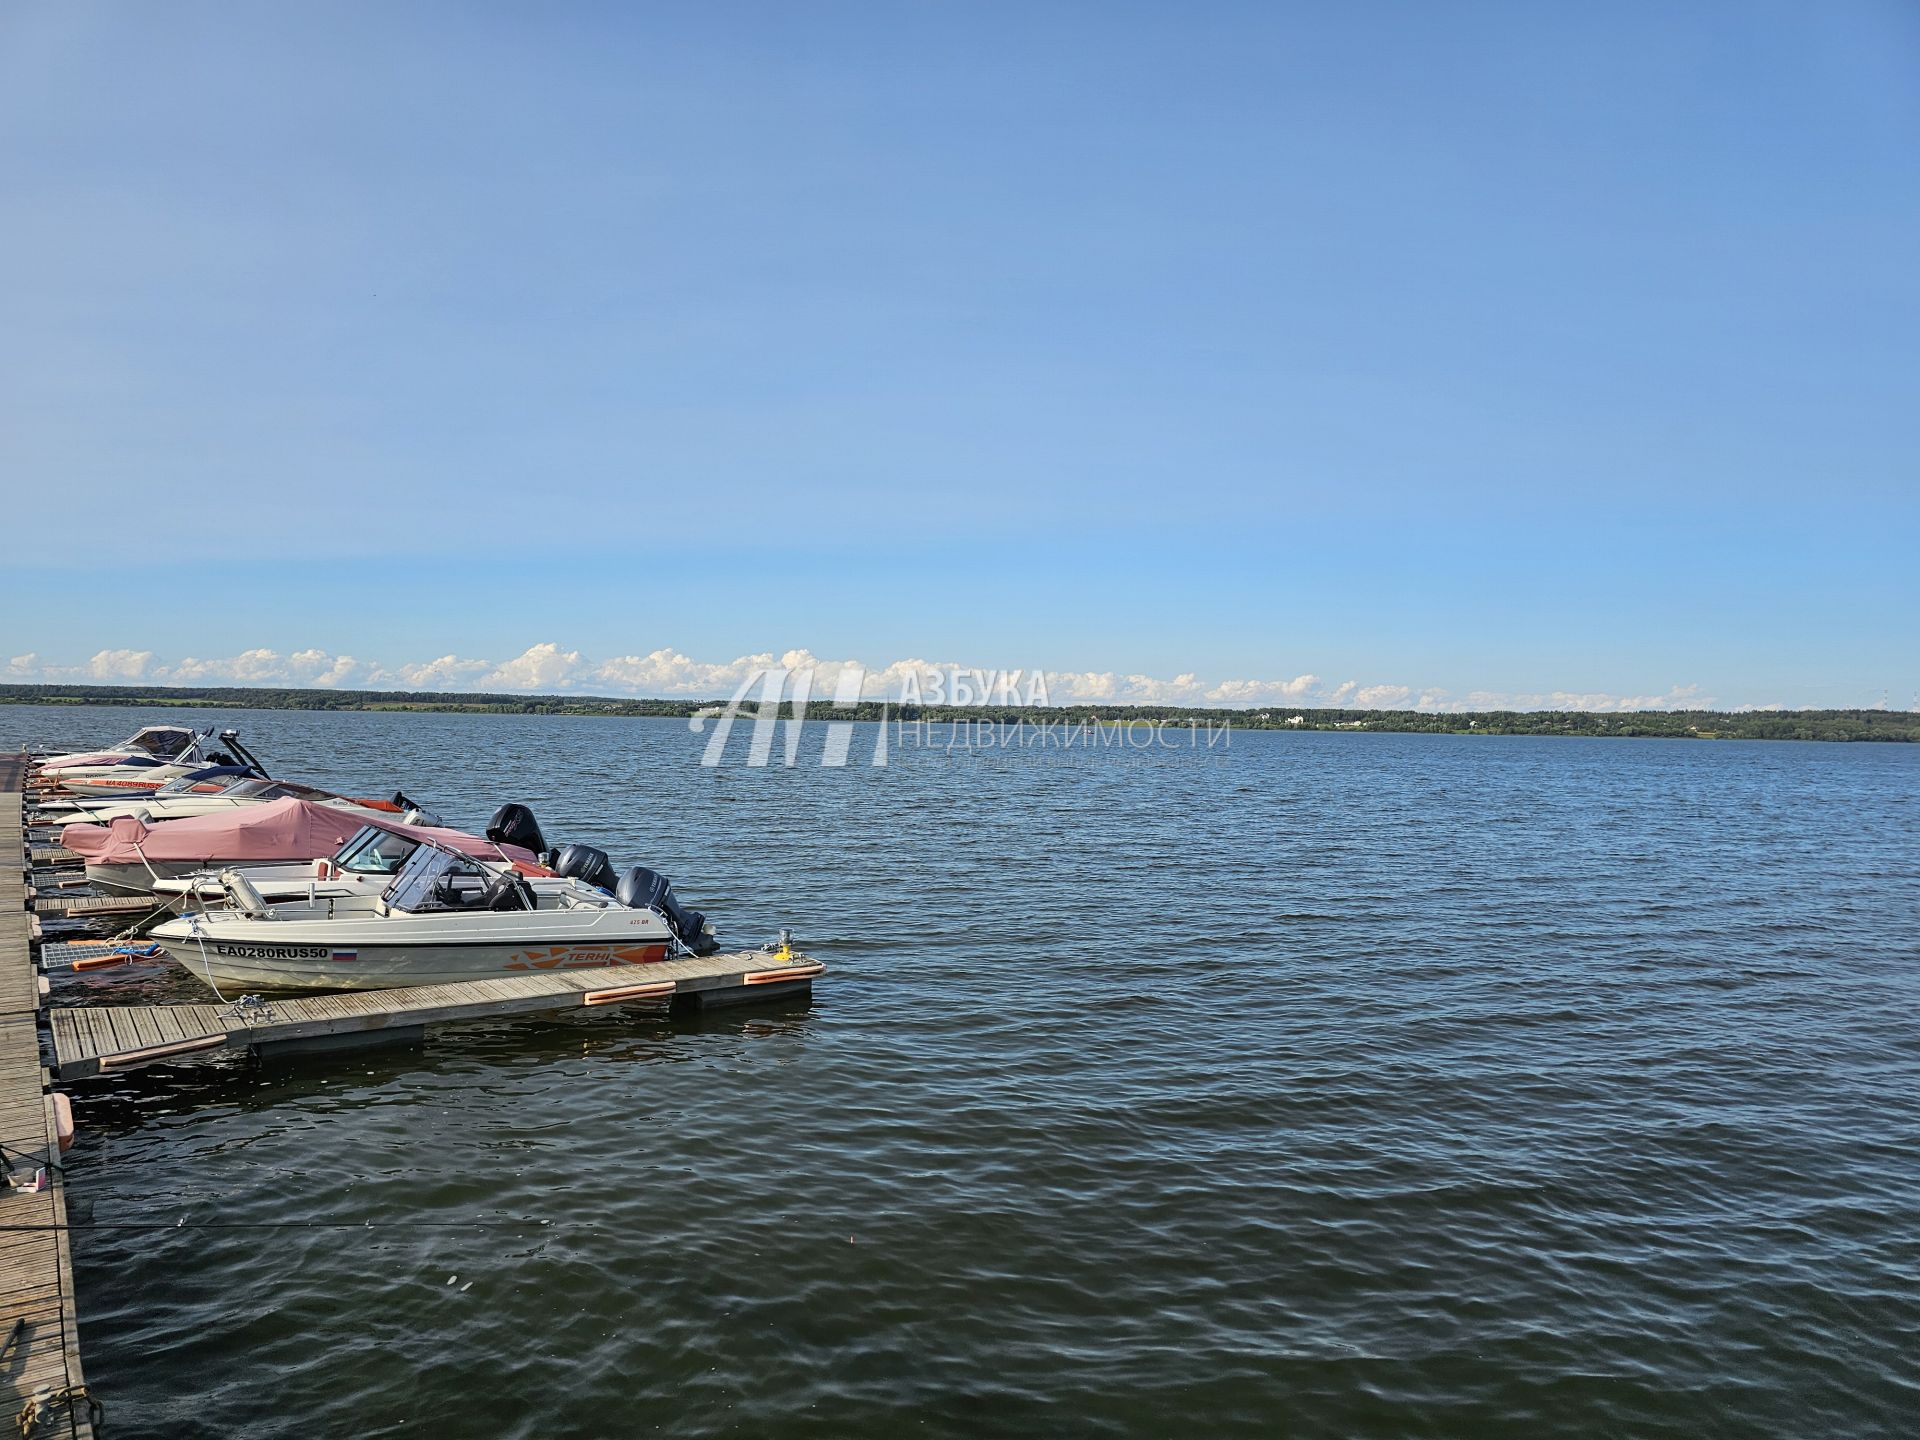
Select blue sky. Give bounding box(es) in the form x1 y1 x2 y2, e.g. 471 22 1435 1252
2 2 1915 709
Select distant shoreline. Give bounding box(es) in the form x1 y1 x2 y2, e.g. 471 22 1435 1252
0 683 1912 743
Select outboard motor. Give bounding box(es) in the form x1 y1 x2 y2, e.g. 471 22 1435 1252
485 803 547 857
614 866 711 952
550 843 618 893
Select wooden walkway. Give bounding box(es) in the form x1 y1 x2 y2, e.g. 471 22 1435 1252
49 949 824 1078
0 756 94 1438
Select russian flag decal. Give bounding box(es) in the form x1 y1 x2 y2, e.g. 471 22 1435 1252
332 950 359 963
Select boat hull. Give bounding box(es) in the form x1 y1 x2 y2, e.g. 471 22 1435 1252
84 860 200 897
153 936 675 992
50 772 174 798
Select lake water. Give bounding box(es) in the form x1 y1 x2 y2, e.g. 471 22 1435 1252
9 703 1919 1438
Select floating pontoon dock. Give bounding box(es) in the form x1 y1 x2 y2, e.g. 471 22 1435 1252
0 755 93 1438
48 950 825 1078
4 749 823 1432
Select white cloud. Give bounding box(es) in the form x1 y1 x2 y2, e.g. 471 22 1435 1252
288 649 364 686
1444 683 1712 713
595 647 778 695
164 648 289 684
481 642 586 691
368 654 495 688
0 643 1754 713
1206 674 1320 704
152 648 368 687
85 648 153 681
1351 683 1414 709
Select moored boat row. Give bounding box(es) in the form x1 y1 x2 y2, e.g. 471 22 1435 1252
28 727 737 996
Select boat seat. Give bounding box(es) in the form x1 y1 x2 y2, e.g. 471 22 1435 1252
431 875 487 909
480 873 533 912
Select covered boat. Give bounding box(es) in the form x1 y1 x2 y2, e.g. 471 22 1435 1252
151 834 716 992
63 797 525 897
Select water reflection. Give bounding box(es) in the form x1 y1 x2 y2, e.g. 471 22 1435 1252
68 997 818 1138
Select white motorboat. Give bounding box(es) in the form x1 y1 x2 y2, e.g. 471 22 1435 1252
35 723 215 769
36 727 267 797
151 833 715 992
29 764 264 822
38 773 436 828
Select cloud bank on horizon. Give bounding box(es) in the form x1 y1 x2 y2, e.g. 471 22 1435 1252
3 643 1764 714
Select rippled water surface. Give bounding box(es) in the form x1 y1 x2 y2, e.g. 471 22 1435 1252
10 704 1920 1438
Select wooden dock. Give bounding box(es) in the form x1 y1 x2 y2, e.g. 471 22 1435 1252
27 895 154 922
0 755 95 1438
49 949 824 1078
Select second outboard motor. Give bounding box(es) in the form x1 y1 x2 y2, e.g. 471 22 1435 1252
485 803 547 857
615 866 711 951
551 843 618 893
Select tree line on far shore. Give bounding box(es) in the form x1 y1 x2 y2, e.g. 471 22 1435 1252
0 684 1914 743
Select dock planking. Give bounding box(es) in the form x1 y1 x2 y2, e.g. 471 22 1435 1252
1 756 95 1438
29 895 154 920
49 949 824 1078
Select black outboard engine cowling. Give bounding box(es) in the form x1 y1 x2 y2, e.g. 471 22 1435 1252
615 866 712 951
485 803 547 857
550 843 618 893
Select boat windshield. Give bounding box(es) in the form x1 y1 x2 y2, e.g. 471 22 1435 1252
383 842 492 912
152 766 253 796
126 727 195 758
270 780 332 800
334 826 423 876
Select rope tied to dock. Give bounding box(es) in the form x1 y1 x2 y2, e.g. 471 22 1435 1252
15 1383 103 1438
218 993 276 1029
181 910 232 1004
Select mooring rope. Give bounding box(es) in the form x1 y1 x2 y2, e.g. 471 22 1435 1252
182 908 231 1005
130 836 163 888
15 1383 103 1438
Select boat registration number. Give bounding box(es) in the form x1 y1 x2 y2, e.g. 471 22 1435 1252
211 943 333 960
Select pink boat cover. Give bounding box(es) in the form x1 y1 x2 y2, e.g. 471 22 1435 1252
63 797 542 870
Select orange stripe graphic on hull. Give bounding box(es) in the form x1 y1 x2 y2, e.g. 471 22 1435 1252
504 943 670 970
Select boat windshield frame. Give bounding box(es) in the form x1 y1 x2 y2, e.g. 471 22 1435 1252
334 825 425 876
153 770 235 797
269 780 333 801
125 726 197 759
382 838 500 913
